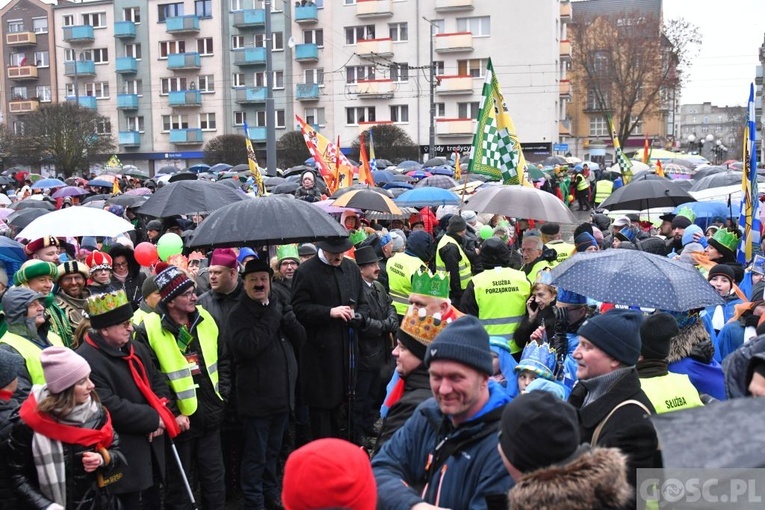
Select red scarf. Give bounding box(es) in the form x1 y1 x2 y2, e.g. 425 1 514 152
84 333 180 438
0 389 14 401
19 393 114 448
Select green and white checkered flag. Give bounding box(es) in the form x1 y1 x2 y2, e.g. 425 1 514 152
606 113 633 183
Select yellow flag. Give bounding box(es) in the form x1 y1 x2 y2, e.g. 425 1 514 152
453 151 461 182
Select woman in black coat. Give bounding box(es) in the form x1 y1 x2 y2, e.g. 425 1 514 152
513 282 557 358
107 244 147 310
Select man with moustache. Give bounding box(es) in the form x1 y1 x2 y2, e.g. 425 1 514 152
291 237 369 441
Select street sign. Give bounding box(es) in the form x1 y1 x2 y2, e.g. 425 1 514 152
553 143 569 152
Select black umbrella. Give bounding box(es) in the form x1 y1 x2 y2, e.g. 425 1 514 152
156 165 180 175
423 157 449 168
106 195 147 208
692 165 727 181
600 179 695 211
82 193 112 204
216 178 244 189
168 171 198 183
189 195 348 248
264 176 287 188
630 171 669 181
0 176 12 185
542 155 568 166
283 165 315 178
208 163 233 173
689 171 758 192
7 208 50 229
272 182 299 195
9 199 55 211
230 163 250 173
139 180 246 217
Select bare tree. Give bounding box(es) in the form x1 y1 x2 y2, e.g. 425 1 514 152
203 134 248 166
351 124 419 163
11 103 115 177
569 11 701 146
276 130 310 169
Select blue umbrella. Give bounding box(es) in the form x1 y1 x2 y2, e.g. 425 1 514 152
87 179 114 188
304 157 316 167
397 160 422 171
383 182 414 190
395 187 461 207
672 202 733 229
431 165 455 177
372 170 396 184
31 178 66 189
0 237 27 277
187 164 211 174
208 163 233 173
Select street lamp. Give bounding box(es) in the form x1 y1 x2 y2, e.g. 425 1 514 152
422 17 438 161
687 133 696 154
704 133 714 159
714 139 727 165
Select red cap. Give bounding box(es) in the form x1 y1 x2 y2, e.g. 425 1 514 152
209 248 237 269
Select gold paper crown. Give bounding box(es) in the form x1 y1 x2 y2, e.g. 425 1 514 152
86 290 130 317
411 269 450 299
400 306 452 346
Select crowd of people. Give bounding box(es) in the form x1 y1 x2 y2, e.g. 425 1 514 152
0 169 764 510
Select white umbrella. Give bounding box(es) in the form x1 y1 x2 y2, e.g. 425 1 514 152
0 195 10 206
462 184 577 223
16 206 134 240
609 161 650 174
689 184 741 203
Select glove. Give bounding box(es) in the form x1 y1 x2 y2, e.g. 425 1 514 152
743 313 760 328
349 313 365 329
281 304 297 327
689 339 715 364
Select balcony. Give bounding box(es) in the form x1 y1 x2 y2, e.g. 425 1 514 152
559 79 571 98
8 99 39 114
356 79 393 98
119 131 141 147
436 75 473 95
6 31 36 46
435 0 474 11
117 94 139 110
167 52 201 70
7 65 38 80
63 25 95 44
435 32 473 53
232 9 265 29
560 1 572 21
247 126 267 142
115 57 137 74
358 120 392 134
67 95 98 109
356 38 393 58
114 21 136 38
295 4 318 23
64 60 96 77
235 87 267 103
294 43 318 62
169 90 202 107
296 83 320 101
560 40 572 60
233 48 266 66
166 15 200 34
436 118 475 137
170 128 203 145
356 0 393 18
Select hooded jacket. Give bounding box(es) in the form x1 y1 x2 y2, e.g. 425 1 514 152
668 319 727 400
108 244 147 310
405 230 435 267
722 335 765 398
373 363 431 455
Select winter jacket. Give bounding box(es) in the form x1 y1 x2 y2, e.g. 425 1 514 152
7 403 123 510
0 395 19 509
722 335 765 398
291 254 369 409
358 280 397 372
76 334 174 495
513 304 556 354
373 382 513 510
405 230 436 269
373 364 431 455
294 186 322 203
197 281 243 356
228 292 304 417
107 244 147 310
714 313 761 363
0 317 61 403
668 320 727 400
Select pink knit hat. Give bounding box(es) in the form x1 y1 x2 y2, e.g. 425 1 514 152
40 347 90 394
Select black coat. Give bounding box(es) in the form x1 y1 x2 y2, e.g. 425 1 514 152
358 281 398 372
108 244 147 310
7 404 123 510
373 364 431 455
291 255 369 409
76 335 173 495
0 397 19 509
437 233 468 305
228 292 304 417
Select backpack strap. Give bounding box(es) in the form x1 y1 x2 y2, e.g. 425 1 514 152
591 399 652 446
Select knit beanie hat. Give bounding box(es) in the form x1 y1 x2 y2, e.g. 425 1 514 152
577 309 643 366
499 391 580 473
574 232 597 252
282 438 376 510
237 247 258 264
708 263 735 285
389 231 405 252
671 215 693 229
155 265 194 304
447 214 467 234
141 276 159 300
640 312 678 360
0 349 23 389
14 260 58 286
681 224 704 247
424 315 493 375
40 346 91 394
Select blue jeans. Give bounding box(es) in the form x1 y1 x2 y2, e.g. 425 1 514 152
240 413 289 509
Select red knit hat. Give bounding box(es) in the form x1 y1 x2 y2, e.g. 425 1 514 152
86 250 113 272
282 438 376 510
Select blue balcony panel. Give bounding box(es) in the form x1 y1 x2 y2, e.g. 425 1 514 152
247 126 267 142
232 9 265 28
166 15 200 33
63 25 94 43
168 90 202 107
115 57 138 74
67 95 97 109
235 87 267 103
296 83 320 101
295 4 319 23
114 21 136 38
295 43 318 62
170 128 203 145
119 131 141 146
233 47 266 66
117 94 139 110
63 60 96 77
167 53 201 70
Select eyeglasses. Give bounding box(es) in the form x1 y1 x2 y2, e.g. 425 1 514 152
281 261 298 267
113 261 129 269
178 288 196 299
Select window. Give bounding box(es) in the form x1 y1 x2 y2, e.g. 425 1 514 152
255 32 283 50
390 105 409 123
197 38 214 56
456 16 490 36
123 7 140 23
12 86 28 100
124 44 141 59
82 12 107 28
34 51 49 67
304 68 324 86
234 111 246 126
430 19 445 34
232 73 245 87
586 89 609 110
32 18 48 34
36 85 51 102
123 79 143 95
62 15 74 27
346 65 375 83
85 82 110 99
346 106 375 125
433 61 445 75
305 107 325 126
199 113 216 130
84 48 109 64
126 116 145 132
589 116 608 137
64 83 75 97
162 114 189 131
630 115 643 136
231 35 245 49
275 109 285 128
199 75 214 93
303 29 324 47
457 59 486 78
457 101 480 119
158 3 184 22
160 77 188 94
254 111 267 126
345 25 375 45
390 63 408 82
63 49 77 61
159 40 185 58
8 20 23 33
230 0 243 11
389 23 408 42
195 0 213 18
95 119 111 135
434 102 445 117
274 71 284 89
344 0 356 4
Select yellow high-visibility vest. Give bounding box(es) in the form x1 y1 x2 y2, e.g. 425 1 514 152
471 267 530 354
435 235 471 290
0 331 64 385
387 252 426 315
594 180 614 204
640 372 704 414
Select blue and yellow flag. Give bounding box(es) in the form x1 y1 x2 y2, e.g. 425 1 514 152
243 122 264 196
737 83 760 264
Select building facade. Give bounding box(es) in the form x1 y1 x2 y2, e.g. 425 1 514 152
678 102 745 165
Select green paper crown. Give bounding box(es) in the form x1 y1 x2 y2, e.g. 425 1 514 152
349 230 367 246
411 269 450 299
676 206 696 223
87 290 130 317
711 227 741 253
276 244 299 263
